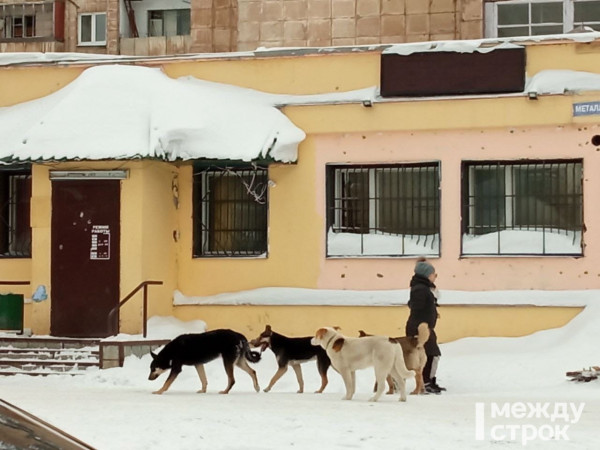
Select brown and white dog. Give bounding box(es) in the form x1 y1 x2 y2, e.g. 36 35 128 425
359 322 430 395
311 327 415 402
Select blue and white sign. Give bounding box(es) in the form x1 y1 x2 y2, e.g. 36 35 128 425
573 101 600 116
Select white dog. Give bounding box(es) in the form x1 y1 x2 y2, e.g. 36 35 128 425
311 327 415 402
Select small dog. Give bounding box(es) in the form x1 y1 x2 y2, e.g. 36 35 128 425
359 322 430 395
250 324 331 393
148 329 261 395
311 327 415 402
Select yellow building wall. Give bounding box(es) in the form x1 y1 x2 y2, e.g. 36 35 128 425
118 161 178 334
1 39 599 338
2 161 176 335
172 304 583 342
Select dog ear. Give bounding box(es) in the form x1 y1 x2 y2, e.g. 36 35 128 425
151 352 157 360
333 326 342 331
332 338 345 352
315 328 326 339
265 324 272 334
358 330 367 337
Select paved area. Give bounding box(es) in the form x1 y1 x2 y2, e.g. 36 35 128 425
0 399 94 449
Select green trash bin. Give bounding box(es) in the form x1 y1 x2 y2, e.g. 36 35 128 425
0 294 24 332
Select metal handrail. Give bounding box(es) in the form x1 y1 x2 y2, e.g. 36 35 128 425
107 281 163 338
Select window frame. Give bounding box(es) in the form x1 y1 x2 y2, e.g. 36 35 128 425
78 12 106 46
0 166 32 259
461 159 583 257
326 162 441 258
485 0 600 38
147 9 191 37
192 165 269 258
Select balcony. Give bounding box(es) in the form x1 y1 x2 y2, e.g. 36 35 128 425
0 1 65 51
120 5 192 56
119 35 192 56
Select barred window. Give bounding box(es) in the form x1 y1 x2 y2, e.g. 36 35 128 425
462 160 583 256
193 165 268 257
0 168 32 258
326 163 440 257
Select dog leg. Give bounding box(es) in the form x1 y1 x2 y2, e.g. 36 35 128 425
195 364 207 393
411 369 424 395
369 370 387 402
291 364 304 393
340 370 354 400
236 357 260 392
390 368 408 402
386 375 396 394
220 360 235 394
264 366 288 393
266 364 288 392
315 357 330 394
152 369 180 395
315 372 328 394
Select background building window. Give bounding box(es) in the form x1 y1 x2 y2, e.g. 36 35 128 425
193 166 268 257
326 163 440 257
485 0 600 37
0 168 32 258
148 9 190 37
462 160 583 255
78 12 106 45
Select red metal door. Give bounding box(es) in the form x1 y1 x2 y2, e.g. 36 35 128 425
51 180 120 337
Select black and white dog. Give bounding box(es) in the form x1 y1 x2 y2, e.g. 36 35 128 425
148 329 261 394
250 324 331 393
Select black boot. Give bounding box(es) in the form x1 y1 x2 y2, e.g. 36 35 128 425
431 377 446 392
424 381 441 394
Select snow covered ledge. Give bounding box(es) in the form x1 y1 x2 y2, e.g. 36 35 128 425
172 288 589 342
173 288 595 307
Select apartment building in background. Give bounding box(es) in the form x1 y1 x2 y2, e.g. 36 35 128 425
1 0 599 56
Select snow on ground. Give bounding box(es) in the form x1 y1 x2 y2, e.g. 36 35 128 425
2 302 600 449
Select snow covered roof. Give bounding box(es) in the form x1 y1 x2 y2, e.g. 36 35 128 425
0 65 306 163
382 31 600 55
1 60 600 164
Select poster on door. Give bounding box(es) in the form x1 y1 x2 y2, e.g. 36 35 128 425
90 225 110 260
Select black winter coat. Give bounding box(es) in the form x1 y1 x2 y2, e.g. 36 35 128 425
405 274 441 357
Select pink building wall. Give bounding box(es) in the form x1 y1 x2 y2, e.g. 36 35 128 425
314 123 600 291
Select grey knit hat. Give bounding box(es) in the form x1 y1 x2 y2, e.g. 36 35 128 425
414 260 435 278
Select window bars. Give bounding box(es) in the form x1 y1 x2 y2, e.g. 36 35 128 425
193 166 268 257
326 163 440 257
0 170 32 258
462 160 583 256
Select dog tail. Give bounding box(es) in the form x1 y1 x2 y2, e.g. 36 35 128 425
243 341 262 363
416 322 430 347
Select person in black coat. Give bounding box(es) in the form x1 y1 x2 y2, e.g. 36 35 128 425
405 258 446 394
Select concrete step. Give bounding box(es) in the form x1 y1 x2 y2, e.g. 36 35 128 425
0 347 100 361
0 338 101 376
0 358 98 368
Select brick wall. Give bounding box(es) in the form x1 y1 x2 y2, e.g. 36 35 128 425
0 0 484 55
236 0 484 51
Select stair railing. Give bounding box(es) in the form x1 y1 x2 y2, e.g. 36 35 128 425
108 281 163 338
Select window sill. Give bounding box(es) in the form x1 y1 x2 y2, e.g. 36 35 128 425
77 42 107 47
460 253 584 258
